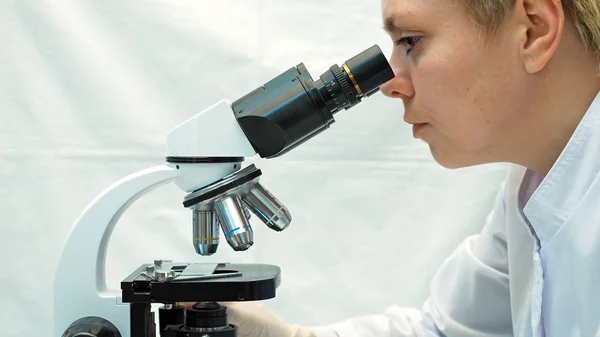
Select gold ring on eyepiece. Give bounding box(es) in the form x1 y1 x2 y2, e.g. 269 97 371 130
342 63 363 96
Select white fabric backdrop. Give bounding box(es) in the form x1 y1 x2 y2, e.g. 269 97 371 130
0 1 508 336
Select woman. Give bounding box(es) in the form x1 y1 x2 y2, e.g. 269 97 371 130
189 0 600 335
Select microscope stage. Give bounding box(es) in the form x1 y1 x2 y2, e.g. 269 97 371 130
120 262 281 303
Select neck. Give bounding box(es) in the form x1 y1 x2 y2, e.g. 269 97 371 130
510 20 600 176
520 70 600 177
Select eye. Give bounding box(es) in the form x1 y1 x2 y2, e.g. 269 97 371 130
394 36 421 55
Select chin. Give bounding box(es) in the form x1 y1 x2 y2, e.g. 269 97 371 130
429 146 482 169
433 159 466 169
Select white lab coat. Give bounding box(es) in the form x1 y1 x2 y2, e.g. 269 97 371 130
313 90 600 337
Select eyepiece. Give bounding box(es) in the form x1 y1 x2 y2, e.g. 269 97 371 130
343 45 395 97
233 44 394 158
316 45 394 114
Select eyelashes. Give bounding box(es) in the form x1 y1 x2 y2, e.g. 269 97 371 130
394 36 421 55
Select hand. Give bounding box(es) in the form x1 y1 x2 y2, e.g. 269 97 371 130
223 301 316 337
178 301 316 337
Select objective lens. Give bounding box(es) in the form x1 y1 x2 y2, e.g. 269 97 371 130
192 210 219 256
214 196 254 251
242 183 291 232
243 205 252 220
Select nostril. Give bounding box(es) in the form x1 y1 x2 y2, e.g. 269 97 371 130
380 85 402 99
379 75 414 100
380 82 395 97
392 91 406 99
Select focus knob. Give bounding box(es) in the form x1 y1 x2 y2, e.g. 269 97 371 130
61 317 121 337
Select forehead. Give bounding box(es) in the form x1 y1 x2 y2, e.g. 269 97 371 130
381 0 449 13
381 0 454 31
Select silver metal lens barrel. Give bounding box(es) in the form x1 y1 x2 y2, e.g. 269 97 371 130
214 196 254 251
242 183 292 231
244 206 251 220
193 210 219 255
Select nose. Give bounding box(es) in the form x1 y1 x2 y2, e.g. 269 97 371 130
379 55 415 100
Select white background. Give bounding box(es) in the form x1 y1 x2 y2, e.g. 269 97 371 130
0 1 508 336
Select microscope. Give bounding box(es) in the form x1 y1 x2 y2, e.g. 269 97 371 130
54 45 394 337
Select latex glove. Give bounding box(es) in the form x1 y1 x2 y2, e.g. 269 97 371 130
179 301 316 337
222 301 316 337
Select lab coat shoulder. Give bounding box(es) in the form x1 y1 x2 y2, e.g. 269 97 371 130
312 166 523 337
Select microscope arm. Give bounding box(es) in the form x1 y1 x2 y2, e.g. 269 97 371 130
53 165 180 337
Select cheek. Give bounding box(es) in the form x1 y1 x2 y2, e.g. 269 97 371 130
410 54 524 157
412 52 487 127
412 40 518 134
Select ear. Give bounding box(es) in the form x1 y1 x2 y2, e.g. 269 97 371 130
516 0 565 73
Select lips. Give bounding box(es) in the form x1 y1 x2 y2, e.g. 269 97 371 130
403 114 426 126
404 108 428 137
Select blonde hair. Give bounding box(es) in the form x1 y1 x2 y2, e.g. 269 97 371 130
463 0 600 63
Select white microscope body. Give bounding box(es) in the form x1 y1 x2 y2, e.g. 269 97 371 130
53 99 257 337
52 44 394 337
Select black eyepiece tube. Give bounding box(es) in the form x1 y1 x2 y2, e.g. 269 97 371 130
233 44 394 158
344 45 395 97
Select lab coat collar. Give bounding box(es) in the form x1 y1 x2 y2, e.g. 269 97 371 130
523 90 600 247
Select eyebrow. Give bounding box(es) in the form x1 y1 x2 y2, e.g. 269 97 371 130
382 11 414 34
